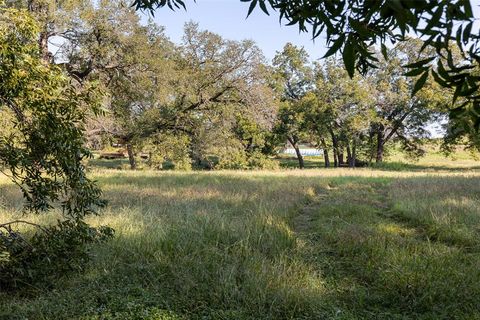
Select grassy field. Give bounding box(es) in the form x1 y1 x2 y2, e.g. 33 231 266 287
1 152 480 319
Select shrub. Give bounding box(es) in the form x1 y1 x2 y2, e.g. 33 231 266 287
247 152 279 170
143 134 192 170
215 150 249 170
0 220 113 291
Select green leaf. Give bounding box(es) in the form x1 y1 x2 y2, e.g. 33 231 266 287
404 67 427 77
323 34 345 58
381 43 388 60
424 4 444 32
404 56 435 69
342 40 355 78
246 0 257 17
431 70 449 87
456 25 463 49
463 21 472 45
411 71 429 96
437 60 449 78
349 18 371 37
463 0 473 18
258 0 269 15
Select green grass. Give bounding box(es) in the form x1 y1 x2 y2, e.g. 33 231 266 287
1 165 480 319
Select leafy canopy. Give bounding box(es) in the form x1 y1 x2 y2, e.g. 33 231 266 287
0 7 105 218
0 6 113 290
132 0 480 127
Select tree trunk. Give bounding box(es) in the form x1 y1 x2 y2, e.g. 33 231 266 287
321 139 330 168
126 144 136 170
346 143 353 167
332 148 338 167
38 31 50 63
338 150 345 166
28 0 51 63
287 137 304 169
368 131 375 166
350 140 357 168
376 132 384 163
323 149 330 168
329 129 339 168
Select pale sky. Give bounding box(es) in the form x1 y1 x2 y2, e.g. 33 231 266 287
144 0 328 62
145 0 480 64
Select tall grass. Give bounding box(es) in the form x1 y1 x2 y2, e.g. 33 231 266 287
0 169 479 319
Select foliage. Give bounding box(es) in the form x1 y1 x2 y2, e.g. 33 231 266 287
247 151 279 170
215 149 249 170
135 0 480 133
0 6 105 217
367 39 448 162
49 0 177 169
40 1 461 170
0 6 111 290
143 134 192 170
270 43 313 168
0 220 113 291
311 58 375 166
442 113 480 154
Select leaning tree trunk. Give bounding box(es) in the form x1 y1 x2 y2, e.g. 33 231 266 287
288 137 304 169
126 144 136 170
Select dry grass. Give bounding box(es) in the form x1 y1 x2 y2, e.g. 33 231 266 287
1 161 480 319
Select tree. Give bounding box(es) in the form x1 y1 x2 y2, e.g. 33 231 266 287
273 101 308 168
44 0 177 169
369 39 448 162
135 0 480 134
0 6 111 289
308 59 374 167
272 43 313 169
138 22 276 169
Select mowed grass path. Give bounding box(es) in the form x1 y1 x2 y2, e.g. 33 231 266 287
1 169 480 319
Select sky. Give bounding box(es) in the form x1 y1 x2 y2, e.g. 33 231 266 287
144 0 480 63
143 0 328 62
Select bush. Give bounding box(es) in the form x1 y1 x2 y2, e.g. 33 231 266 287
247 152 279 170
143 134 192 171
0 220 113 291
215 150 249 170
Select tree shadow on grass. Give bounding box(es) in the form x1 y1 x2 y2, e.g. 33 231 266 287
0 204 332 319
295 178 480 319
371 161 480 172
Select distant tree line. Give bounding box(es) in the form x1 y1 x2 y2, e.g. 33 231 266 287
4 0 470 171
2 0 476 174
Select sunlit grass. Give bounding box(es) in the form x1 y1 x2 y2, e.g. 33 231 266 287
1 161 480 319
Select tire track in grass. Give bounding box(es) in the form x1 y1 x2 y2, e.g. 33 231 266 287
289 178 480 318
